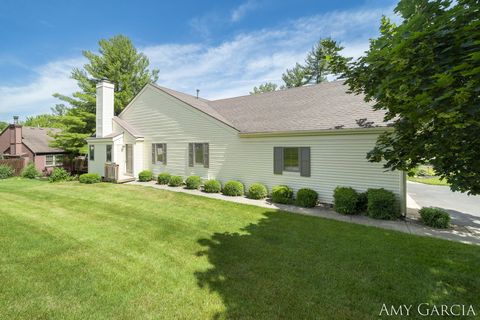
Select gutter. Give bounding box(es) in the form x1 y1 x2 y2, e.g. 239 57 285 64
238 127 393 138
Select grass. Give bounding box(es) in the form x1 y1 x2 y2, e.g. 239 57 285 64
1 179 479 319
408 176 450 186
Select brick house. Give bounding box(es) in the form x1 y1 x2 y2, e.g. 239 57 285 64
0 117 68 173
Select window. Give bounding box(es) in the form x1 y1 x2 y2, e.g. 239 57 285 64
152 143 167 165
46 154 54 166
106 145 112 162
189 143 209 168
89 145 95 161
274 147 310 177
195 143 204 164
283 147 299 172
46 154 63 167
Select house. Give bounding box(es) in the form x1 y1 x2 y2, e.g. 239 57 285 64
87 80 406 211
0 117 67 173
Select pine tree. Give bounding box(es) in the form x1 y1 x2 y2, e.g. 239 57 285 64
281 63 308 88
304 38 344 84
51 35 159 154
250 82 278 94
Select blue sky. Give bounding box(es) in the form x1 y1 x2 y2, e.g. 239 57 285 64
0 0 397 122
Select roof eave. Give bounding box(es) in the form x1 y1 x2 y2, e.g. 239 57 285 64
238 126 393 138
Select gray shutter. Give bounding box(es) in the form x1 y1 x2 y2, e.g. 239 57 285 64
300 147 311 177
188 143 194 167
203 143 209 168
273 147 283 174
152 144 156 164
163 143 167 165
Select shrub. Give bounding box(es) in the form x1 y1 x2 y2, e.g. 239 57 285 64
367 188 400 220
356 191 368 213
185 175 202 189
333 187 359 215
223 180 244 196
419 207 451 229
296 188 318 208
168 175 183 187
138 170 153 182
49 168 70 182
271 185 293 204
247 183 268 199
0 164 14 179
21 163 41 179
203 179 221 193
157 172 171 185
79 173 101 184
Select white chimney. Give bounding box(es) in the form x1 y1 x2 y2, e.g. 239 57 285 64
96 80 114 138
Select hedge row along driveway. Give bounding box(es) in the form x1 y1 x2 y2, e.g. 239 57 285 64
0 179 479 319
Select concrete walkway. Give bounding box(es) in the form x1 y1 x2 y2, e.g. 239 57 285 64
127 181 480 246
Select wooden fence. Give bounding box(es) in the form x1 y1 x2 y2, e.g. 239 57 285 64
0 158 26 176
63 157 88 174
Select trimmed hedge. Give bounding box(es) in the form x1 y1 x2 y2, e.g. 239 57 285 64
138 170 153 182
223 180 244 196
0 164 14 179
157 172 171 185
333 187 359 215
367 188 400 220
185 176 202 189
49 168 70 182
419 207 450 229
247 183 268 199
203 179 221 193
271 185 293 204
21 163 40 179
296 188 318 208
79 173 101 184
168 175 183 187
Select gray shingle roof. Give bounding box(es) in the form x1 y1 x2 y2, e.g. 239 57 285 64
147 81 388 134
208 81 387 133
22 127 64 153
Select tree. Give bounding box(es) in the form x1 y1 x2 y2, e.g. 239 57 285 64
250 82 278 94
24 114 64 128
337 0 480 194
304 38 345 84
52 35 159 154
0 121 7 132
282 63 308 88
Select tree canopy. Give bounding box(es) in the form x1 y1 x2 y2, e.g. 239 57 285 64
0 121 7 132
336 0 480 194
51 35 159 154
24 114 64 128
250 82 278 94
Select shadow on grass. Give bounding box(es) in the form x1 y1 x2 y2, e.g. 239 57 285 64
195 211 480 319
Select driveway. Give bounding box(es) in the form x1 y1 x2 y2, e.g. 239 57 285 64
407 181 480 231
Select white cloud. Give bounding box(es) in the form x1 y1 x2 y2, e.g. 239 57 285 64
0 58 82 121
0 5 396 122
231 0 259 22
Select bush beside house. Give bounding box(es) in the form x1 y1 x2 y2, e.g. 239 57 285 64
367 188 399 220
419 207 450 229
247 183 268 199
271 185 293 204
168 176 183 187
79 173 101 184
157 173 171 185
333 187 359 215
138 170 153 182
203 179 221 193
0 164 14 179
223 180 244 196
21 163 40 179
296 188 318 208
185 176 202 189
49 168 71 183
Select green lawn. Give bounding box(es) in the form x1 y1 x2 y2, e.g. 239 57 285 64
408 176 450 186
1 179 479 319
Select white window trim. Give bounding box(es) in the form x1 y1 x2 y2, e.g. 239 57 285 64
45 154 64 167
